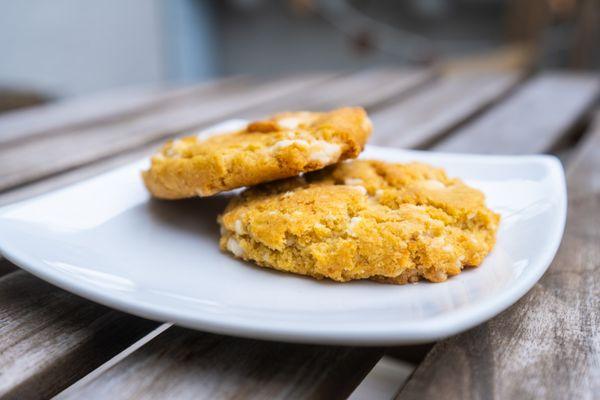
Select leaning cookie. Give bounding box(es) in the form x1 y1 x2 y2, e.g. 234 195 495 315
142 107 372 199
218 160 500 284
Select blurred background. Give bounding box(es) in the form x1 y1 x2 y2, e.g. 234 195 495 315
0 0 598 112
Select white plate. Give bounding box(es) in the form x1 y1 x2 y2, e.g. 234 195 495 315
0 122 567 345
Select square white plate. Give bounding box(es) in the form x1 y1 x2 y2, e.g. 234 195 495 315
0 123 566 345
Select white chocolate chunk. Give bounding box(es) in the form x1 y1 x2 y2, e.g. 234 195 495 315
195 188 210 196
234 219 245 235
271 139 341 165
165 139 187 158
344 178 364 185
273 139 309 150
309 141 341 164
349 185 367 195
226 237 245 257
422 179 446 190
277 117 302 129
347 216 363 236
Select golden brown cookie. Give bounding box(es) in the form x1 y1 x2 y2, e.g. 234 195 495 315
219 160 500 284
143 107 372 199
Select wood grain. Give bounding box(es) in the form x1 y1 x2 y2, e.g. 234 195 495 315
0 77 247 146
0 69 432 195
0 69 433 398
370 72 522 148
57 327 382 400
0 69 428 208
0 142 157 207
1 70 596 399
240 68 433 119
0 271 158 399
53 69 526 399
379 72 523 370
436 72 600 153
0 73 335 193
396 119 600 399
0 74 331 398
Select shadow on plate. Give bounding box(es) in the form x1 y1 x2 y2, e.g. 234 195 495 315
142 193 385 287
144 193 235 240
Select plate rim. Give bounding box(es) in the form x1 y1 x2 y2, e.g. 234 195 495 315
0 145 567 345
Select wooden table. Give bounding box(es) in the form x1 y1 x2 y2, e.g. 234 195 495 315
0 68 598 400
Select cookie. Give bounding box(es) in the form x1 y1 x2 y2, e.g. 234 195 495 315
143 107 372 199
218 160 500 284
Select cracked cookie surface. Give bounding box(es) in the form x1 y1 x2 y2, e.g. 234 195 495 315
219 160 500 284
143 107 372 199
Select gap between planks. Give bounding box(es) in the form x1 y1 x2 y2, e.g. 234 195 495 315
0 75 248 147
0 73 336 193
435 72 600 154
0 257 18 277
0 68 433 196
383 71 598 396
0 68 434 399
396 111 600 400
51 70 531 399
0 271 158 400
0 68 521 208
0 70 530 398
370 71 523 148
57 327 383 400
4 70 596 398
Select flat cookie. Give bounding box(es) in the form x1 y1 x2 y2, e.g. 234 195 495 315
143 107 372 199
219 160 500 284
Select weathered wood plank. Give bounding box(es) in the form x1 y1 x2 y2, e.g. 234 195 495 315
0 69 430 149
0 86 166 144
0 143 156 207
0 69 432 199
0 77 246 146
54 71 531 399
57 69 521 399
370 72 522 148
0 73 335 193
241 68 433 119
0 70 433 398
0 271 158 399
387 73 598 396
436 73 599 153
57 327 382 400
10 70 595 399
0 74 333 398
378 72 523 373
316 68 432 111
396 121 600 399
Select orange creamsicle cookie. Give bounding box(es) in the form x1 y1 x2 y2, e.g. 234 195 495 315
219 160 499 284
143 107 372 199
